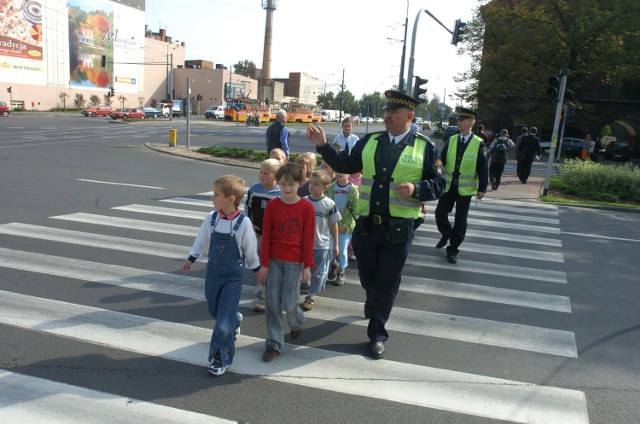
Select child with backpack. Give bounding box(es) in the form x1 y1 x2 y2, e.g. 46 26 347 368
487 129 515 190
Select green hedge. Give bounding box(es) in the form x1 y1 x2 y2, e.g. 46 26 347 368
558 159 640 202
197 146 320 164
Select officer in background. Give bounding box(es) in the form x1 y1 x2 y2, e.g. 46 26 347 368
306 90 445 360
434 107 488 264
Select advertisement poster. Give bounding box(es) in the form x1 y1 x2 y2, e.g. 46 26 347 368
67 0 113 88
0 0 43 60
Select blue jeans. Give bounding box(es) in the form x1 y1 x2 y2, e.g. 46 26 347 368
333 232 352 270
265 259 305 352
309 249 330 297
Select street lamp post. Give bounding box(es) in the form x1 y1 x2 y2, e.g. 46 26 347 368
339 68 345 122
398 0 409 92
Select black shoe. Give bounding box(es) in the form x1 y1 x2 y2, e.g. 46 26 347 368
435 236 448 249
447 254 457 264
364 303 372 319
491 183 497 190
368 341 385 359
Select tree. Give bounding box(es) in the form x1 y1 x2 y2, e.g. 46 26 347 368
358 92 386 118
117 95 126 108
103 93 112 106
59 92 70 109
89 95 101 107
459 0 640 131
233 60 257 77
72 93 84 109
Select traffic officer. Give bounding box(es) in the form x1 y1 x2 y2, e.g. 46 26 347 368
434 107 488 264
306 90 445 359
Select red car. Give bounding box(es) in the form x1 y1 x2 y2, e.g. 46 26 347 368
0 101 10 117
110 108 146 120
82 106 113 117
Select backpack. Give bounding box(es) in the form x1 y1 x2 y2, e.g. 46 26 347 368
493 137 508 161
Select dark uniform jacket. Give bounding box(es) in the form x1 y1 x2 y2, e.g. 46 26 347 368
317 129 445 218
440 135 489 193
266 121 287 154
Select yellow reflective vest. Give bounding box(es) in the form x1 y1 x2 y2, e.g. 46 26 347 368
444 134 481 196
358 133 425 219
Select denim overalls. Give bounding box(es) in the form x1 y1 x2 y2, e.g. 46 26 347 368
205 211 245 367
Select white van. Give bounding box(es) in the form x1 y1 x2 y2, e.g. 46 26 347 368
205 105 225 119
158 103 171 118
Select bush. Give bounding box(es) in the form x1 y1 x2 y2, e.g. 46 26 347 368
558 159 640 202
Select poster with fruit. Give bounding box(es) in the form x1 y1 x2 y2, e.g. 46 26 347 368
68 0 113 88
0 0 44 61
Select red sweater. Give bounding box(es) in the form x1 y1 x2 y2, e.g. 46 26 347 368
260 197 315 268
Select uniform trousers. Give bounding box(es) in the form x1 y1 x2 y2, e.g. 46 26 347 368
434 188 472 256
517 156 534 182
352 219 412 343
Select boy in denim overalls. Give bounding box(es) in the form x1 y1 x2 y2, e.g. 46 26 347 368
182 175 260 376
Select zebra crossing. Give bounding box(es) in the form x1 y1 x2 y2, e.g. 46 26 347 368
0 190 589 423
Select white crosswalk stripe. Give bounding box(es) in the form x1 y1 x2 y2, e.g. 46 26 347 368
0 192 589 423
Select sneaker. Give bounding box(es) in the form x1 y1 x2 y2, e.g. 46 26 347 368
207 359 229 377
254 303 265 312
262 347 280 362
233 313 243 341
348 255 357 261
334 271 345 286
301 296 314 311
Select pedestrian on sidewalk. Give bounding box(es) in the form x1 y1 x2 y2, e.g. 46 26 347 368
516 126 541 184
434 107 488 264
487 129 515 190
182 175 260 377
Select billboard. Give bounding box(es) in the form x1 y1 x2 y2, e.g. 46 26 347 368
67 0 144 94
0 0 144 91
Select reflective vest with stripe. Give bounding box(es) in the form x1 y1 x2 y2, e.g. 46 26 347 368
444 133 480 195
358 134 424 219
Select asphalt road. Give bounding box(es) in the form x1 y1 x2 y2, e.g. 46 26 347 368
1 113 639 423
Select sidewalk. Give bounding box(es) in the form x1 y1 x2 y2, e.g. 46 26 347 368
483 175 543 203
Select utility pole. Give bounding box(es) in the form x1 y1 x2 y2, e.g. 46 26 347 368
543 68 570 196
339 68 345 122
186 77 191 149
169 53 173 121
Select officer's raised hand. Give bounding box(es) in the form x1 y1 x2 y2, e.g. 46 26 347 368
306 125 327 147
395 182 415 199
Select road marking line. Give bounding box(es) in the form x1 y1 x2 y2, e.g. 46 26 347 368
417 226 562 247
0 291 588 423
0 370 235 424
77 179 164 190
0 248 576 356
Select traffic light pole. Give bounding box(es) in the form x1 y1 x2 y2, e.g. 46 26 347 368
406 9 458 96
542 68 570 196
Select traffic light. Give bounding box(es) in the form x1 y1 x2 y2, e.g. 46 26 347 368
566 105 576 123
109 86 115 97
547 74 560 101
6 86 11 94
196 94 203 101
413 76 428 102
451 19 467 46
101 55 106 67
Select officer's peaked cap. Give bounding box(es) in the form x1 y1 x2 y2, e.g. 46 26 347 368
383 90 420 111
455 106 477 119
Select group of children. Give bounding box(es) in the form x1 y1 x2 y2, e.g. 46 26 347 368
182 124 361 376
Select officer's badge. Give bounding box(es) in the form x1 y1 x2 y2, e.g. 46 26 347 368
434 159 443 176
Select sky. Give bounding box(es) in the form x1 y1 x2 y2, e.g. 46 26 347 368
145 0 481 106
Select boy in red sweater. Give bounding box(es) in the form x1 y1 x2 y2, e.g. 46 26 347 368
256 162 315 362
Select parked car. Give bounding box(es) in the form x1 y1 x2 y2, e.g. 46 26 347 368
443 125 459 142
373 117 383 124
205 105 225 119
0 101 10 117
110 108 146 120
539 139 552 155
559 137 586 158
157 103 171 117
142 107 161 118
82 106 113 117
604 140 631 161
